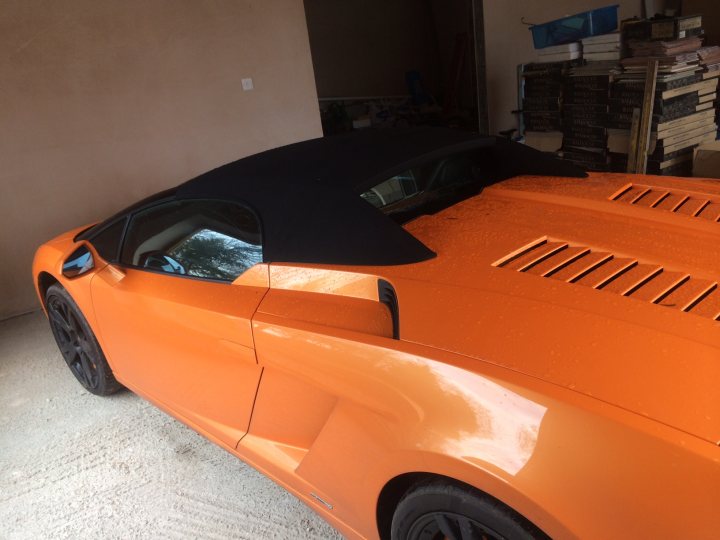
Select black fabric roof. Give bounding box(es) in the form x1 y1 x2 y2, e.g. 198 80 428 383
174 128 586 266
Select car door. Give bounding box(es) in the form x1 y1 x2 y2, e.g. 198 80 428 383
90 198 267 448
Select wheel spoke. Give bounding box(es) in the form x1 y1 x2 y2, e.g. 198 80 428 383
459 517 481 540
77 350 96 388
59 340 75 359
48 304 72 334
435 514 460 540
68 311 81 334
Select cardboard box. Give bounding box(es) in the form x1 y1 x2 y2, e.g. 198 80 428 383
693 140 720 178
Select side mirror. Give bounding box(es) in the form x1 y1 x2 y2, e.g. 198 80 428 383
62 245 95 278
140 251 186 275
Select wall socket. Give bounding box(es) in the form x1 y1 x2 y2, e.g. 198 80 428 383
241 78 254 91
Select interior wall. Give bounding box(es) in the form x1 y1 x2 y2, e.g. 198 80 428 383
0 0 322 320
483 0 643 135
430 0 477 111
304 0 439 98
684 0 720 45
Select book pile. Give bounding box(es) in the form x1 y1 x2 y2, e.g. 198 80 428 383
561 70 613 170
605 15 717 176
534 42 582 63
699 46 720 74
581 32 621 62
698 46 720 135
560 33 622 170
521 62 569 153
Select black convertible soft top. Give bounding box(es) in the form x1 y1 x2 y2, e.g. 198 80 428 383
176 128 585 266
82 128 586 266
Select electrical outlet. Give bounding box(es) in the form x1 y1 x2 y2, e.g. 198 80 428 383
242 78 254 91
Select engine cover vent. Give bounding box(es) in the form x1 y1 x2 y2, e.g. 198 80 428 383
493 237 720 321
610 183 720 222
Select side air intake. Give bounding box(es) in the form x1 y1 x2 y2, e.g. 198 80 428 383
378 279 400 339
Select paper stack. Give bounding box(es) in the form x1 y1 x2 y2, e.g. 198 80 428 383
522 62 572 153
698 46 720 137
534 42 582 63
606 15 717 175
581 32 621 61
560 33 623 170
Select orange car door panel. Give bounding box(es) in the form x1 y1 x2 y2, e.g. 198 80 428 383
91 266 266 447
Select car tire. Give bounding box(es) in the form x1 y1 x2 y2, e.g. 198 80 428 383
45 284 123 396
391 481 547 540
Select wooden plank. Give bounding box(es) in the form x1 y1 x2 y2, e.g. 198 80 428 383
627 108 641 173
636 60 659 174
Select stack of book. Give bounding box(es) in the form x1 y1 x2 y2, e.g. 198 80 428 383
534 42 582 63
560 33 622 170
561 71 613 170
522 62 569 153
581 32 621 62
698 46 720 135
605 15 717 175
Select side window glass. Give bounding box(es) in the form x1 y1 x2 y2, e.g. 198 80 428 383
360 170 420 209
89 218 126 262
433 156 476 188
121 200 262 282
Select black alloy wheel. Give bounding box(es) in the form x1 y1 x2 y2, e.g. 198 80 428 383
391 482 548 540
406 511 503 540
45 284 122 396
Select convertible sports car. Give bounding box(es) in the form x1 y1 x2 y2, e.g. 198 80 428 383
33 128 719 539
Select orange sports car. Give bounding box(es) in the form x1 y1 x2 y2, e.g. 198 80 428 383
33 128 719 539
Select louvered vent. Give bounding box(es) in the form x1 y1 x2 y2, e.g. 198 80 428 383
493 237 720 322
610 183 720 222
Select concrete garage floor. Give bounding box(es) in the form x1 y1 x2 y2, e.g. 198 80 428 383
0 311 342 540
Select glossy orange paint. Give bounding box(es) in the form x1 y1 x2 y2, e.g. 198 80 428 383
33 172 720 539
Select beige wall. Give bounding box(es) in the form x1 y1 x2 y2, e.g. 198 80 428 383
483 1 643 134
430 0 476 111
0 0 322 320
685 0 720 45
304 0 439 97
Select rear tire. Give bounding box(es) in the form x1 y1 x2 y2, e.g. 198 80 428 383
45 284 122 396
391 481 547 540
